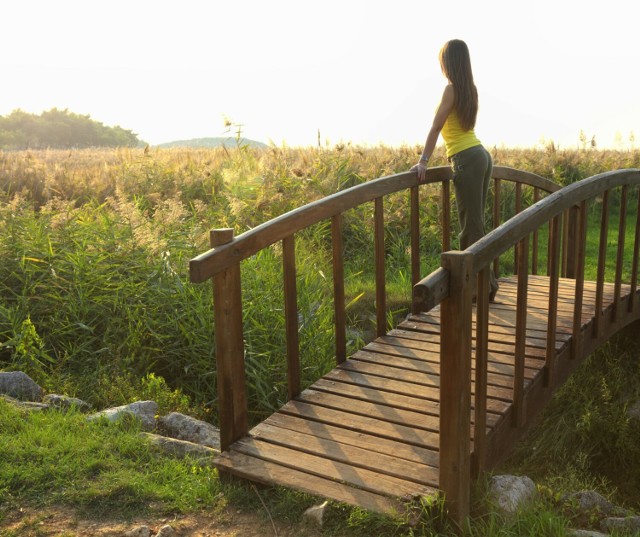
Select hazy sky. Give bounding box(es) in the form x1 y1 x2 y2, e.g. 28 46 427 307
2 0 638 149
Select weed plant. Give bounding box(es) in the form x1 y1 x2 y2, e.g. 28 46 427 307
1 145 639 423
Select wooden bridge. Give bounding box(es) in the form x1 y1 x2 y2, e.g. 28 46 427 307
189 165 640 525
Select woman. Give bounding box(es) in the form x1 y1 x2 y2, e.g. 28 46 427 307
412 39 498 301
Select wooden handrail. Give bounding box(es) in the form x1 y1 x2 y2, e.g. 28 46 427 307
190 166 559 282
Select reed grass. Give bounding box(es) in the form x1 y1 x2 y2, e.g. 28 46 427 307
1 144 639 422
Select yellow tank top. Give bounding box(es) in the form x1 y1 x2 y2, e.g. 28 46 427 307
441 110 481 158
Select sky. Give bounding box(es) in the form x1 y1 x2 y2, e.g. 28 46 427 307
2 0 638 149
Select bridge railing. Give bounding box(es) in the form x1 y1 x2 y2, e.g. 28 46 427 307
414 168 640 524
189 165 560 455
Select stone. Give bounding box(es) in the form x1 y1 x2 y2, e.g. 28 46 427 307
303 501 329 528
488 475 536 514
158 412 221 449
87 400 158 431
124 526 151 537
568 530 608 537
156 524 176 536
0 371 43 401
43 394 92 412
141 433 218 460
602 515 640 533
627 399 640 421
565 490 616 516
1 394 48 411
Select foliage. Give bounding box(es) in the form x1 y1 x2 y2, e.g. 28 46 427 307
0 144 639 422
0 400 222 517
0 108 140 150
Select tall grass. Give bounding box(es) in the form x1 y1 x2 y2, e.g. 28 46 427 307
0 144 639 423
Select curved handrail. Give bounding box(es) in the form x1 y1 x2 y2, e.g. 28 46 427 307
189 165 559 282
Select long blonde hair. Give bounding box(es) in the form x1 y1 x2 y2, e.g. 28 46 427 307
439 39 478 131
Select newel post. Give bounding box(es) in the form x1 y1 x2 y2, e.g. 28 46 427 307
210 228 248 453
439 250 473 527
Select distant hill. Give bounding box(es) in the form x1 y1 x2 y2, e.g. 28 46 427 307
155 137 268 149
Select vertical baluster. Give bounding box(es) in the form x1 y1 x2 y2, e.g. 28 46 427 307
442 180 451 252
613 185 628 321
440 250 473 526
629 189 640 313
532 188 540 275
514 183 522 275
283 235 300 400
210 228 248 452
513 235 529 428
571 201 588 360
493 178 501 278
410 186 421 314
545 216 561 388
472 267 489 478
375 197 386 337
332 214 346 364
594 190 610 338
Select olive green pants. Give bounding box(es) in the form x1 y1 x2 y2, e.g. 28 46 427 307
450 145 499 298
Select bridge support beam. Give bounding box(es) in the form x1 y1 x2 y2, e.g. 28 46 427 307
440 251 473 528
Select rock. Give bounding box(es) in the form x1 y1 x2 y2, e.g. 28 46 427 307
602 515 640 533
488 475 536 514
568 530 608 537
141 432 218 460
628 399 640 421
124 526 151 537
565 490 616 516
43 394 91 412
304 501 329 528
156 524 176 536
87 400 158 431
158 412 220 449
1 394 49 411
0 371 43 401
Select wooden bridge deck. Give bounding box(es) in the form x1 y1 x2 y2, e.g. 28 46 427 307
213 274 629 514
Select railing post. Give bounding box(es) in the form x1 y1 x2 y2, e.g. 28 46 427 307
564 204 581 278
210 228 248 453
440 250 473 527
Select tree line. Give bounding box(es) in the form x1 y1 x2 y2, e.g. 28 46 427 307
0 108 141 149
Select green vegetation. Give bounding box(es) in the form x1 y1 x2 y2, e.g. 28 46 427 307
0 143 639 534
0 109 140 150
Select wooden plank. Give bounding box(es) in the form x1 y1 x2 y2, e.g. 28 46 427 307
630 188 640 313
279 400 442 449
310 378 503 426
349 349 541 386
231 438 436 498
263 412 441 467
318 370 510 415
251 421 439 486
296 388 442 432
215 450 407 514
341 355 535 394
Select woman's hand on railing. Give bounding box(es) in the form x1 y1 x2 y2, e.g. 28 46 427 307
411 161 428 182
